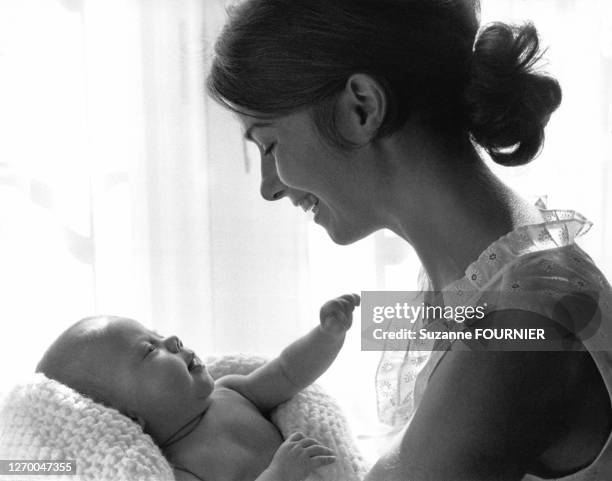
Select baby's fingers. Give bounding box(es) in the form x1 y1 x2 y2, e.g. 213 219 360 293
339 293 361 307
310 455 337 468
335 297 358 314
298 437 320 448
287 432 306 442
305 445 335 457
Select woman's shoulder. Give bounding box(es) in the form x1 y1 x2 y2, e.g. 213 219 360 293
462 201 604 294
502 243 609 288
472 243 612 341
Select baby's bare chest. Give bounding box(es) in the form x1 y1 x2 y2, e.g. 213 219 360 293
172 388 283 481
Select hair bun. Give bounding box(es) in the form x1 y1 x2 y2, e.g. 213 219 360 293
463 21 562 166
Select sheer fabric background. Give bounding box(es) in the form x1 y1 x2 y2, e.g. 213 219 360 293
0 0 610 460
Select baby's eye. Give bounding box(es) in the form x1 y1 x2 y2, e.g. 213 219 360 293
145 344 156 355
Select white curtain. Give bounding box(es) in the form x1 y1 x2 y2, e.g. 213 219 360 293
0 0 311 385
0 0 610 458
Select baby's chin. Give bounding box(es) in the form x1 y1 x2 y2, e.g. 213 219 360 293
182 363 214 400
197 369 215 399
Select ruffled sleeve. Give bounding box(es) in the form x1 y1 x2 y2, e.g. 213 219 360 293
375 199 612 430
479 243 612 350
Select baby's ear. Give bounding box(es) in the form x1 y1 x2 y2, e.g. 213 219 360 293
127 411 146 429
134 416 146 429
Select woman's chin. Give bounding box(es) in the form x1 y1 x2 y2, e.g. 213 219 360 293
327 230 357 245
314 206 375 244
322 218 372 245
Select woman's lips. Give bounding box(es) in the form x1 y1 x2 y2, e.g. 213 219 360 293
298 193 319 213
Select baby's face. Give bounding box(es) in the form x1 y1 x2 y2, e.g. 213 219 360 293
84 317 214 441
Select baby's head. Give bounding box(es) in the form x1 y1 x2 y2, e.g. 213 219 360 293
36 316 214 445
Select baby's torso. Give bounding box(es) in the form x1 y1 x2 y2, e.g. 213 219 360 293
165 386 283 481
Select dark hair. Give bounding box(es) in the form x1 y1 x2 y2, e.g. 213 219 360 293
465 21 561 165
208 0 561 166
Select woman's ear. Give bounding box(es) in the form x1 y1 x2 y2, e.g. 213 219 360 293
335 73 387 145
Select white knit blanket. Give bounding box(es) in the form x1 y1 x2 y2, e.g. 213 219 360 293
0 354 369 481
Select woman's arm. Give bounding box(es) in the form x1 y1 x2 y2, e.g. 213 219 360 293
366 310 577 481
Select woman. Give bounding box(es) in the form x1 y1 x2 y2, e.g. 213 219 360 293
207 1 612 479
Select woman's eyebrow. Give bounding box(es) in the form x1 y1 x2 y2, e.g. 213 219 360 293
244 121 274 141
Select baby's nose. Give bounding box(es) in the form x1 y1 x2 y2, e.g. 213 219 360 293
165 335 183 352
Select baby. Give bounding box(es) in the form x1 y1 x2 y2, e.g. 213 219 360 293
36 294 361 481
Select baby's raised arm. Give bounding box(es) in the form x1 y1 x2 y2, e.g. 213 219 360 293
218 293 360 413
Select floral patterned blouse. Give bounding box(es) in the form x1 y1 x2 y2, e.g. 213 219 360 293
375 198 612 480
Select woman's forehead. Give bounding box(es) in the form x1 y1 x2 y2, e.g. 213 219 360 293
238 109 312 137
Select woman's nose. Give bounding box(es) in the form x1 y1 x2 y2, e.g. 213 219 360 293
165 335 183 352
260 157 287 201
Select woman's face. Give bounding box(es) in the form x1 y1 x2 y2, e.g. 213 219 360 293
238 108 381 244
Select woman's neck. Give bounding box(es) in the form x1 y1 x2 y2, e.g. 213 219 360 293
379 129 544 291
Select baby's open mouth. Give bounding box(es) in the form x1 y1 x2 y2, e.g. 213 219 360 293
188 354 203 371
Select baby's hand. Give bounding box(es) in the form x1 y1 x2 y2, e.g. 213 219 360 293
267 432 336 481
319 293 360 337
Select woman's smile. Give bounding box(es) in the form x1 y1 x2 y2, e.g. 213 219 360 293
294 193 319 214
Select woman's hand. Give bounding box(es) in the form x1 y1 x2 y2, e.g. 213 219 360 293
265 432 336 481
319 293 360 337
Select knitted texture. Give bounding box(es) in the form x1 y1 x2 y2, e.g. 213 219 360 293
0 354 368 481
0 373 174 481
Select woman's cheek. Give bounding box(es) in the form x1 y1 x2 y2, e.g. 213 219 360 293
273 152 295 187
275 149 311 191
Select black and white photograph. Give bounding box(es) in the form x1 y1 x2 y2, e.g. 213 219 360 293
0 1 611 480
